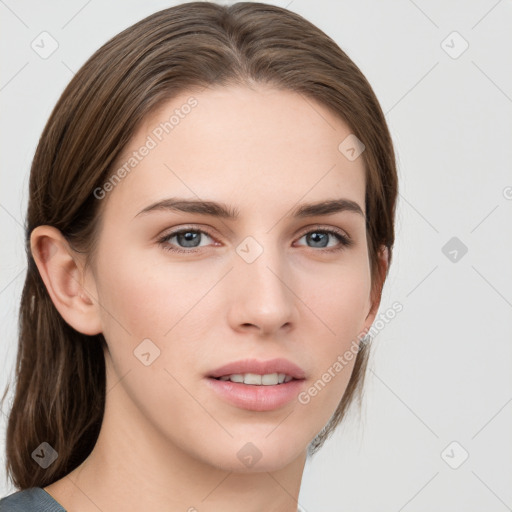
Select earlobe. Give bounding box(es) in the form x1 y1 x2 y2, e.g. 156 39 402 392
30 225 102 336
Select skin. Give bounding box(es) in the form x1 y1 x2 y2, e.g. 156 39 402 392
32 84 388 512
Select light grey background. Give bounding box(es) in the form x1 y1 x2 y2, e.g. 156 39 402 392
1 1 511 510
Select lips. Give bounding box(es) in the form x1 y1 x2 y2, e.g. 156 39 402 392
207 358 306 380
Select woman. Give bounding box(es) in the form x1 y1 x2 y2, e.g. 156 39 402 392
0 2 397 510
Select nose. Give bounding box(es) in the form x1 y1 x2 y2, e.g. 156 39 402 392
227 240 299 336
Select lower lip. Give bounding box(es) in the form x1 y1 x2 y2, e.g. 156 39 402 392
205 377 306 411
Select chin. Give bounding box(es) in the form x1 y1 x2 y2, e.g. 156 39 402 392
197 432 308 473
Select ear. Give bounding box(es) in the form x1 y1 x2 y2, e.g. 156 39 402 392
362 245 389 333
30 225 102 336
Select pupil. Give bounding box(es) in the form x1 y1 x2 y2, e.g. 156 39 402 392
309 232 327 247
179 231 200 247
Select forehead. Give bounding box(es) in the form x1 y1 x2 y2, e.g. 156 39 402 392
101 85 366 220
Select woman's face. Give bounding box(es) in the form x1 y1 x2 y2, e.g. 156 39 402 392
86 84 381 471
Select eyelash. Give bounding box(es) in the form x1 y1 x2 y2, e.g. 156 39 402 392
157 225 353 254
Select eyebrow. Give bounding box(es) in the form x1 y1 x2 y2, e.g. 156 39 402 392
134 197 365 220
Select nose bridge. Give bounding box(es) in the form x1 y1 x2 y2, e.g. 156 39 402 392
229 232 297 333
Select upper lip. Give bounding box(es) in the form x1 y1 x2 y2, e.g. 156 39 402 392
208 358 306 380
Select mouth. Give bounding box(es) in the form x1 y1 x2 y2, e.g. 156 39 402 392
210 373 298 385
205 358 306 411
207 357 306 381
205 374 306 412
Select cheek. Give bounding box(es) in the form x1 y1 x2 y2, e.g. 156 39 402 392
96 251 204 338
94 248 222 382
95 253 214 436
298 257 372 340
294 259 370 410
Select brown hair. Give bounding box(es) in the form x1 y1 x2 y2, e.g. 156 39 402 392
2 1 397 489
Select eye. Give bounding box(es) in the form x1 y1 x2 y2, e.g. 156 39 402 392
157 225 353 255
295 226 353 252
158 227 217 254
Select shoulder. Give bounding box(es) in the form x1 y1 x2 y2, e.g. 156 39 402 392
0 487 66 511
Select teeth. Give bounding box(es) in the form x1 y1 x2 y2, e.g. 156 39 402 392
217 372 294 385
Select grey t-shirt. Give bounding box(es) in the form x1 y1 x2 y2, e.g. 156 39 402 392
0 487 66 511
